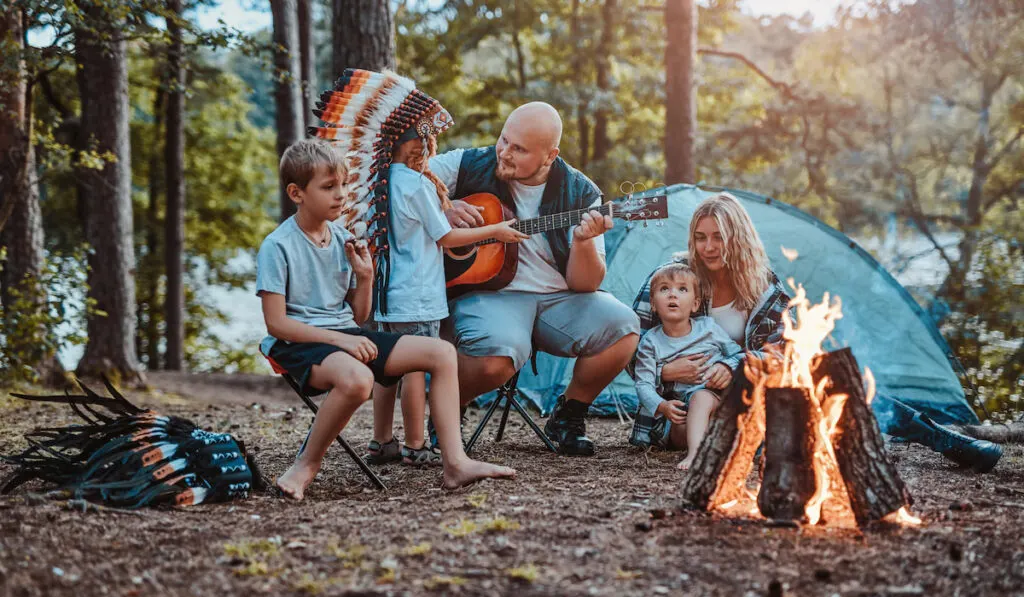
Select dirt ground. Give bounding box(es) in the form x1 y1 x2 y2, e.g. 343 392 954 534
1 372 1023 597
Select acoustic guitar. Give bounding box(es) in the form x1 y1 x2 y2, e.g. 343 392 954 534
444 190 669 299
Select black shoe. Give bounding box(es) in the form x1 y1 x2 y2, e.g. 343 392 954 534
905 413 1002 473
544 395 596 456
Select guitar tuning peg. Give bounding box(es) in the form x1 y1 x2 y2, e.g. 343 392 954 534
642 221 648 228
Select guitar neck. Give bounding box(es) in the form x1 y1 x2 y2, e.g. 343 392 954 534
476 203 613 246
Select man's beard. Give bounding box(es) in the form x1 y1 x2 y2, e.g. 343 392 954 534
495 160 542 183
495 159 516 182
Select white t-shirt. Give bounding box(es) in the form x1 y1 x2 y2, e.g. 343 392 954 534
429 149 606 295
710 300 749 345
376 163 453 322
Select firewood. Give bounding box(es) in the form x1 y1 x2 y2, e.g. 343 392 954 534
950 422 1024 444
757 388 818 522
812 348 912 526
680 371 764 510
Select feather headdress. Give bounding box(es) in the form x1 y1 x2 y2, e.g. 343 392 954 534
308 69 453 314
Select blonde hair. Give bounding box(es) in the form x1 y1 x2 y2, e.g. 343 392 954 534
279 138 348 190
651 263 702 304
402 135 452 211
688 192 770 312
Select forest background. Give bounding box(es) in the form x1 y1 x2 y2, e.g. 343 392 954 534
0 0 1020 420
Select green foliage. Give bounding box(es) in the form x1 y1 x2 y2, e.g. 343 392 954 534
0 246 94 386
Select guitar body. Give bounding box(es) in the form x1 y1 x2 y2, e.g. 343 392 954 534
444 193 519 299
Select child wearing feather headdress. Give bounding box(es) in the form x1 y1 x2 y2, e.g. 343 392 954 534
308 69 525 465
257 139 516 499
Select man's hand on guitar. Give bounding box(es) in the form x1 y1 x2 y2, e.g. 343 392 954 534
490 219 529 243
445 200 486 229
573 209 614 242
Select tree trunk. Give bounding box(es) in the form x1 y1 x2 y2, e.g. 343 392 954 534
570 0 590 169
272 0 304 222
332 0 395 74
664 0 697 184
163 0 186 371
812 348 913 526
591 0 616 163
74 6 142 381
0 8 30 238
757 388 818 522
0 8 64 385
298 0 315 127
144 76 166 371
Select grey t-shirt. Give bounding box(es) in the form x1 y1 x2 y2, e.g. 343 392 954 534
256 215 358 354
633 316 744 416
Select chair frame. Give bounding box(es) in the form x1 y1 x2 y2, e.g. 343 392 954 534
464 371 557 454
262 353 387 491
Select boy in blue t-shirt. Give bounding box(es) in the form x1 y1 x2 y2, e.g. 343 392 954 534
256 139 515 500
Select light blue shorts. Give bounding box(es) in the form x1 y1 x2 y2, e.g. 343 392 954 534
444 290 640 371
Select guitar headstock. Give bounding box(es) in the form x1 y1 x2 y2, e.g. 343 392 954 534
611 191 669 221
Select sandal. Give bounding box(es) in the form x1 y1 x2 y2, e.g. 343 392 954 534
366 438 401 464
401 444 442 467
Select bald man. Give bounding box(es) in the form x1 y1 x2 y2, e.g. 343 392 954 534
428 102 640 456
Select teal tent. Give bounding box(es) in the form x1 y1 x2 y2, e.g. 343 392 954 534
489 185 977 428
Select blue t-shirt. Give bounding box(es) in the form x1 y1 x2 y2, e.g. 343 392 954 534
375 163 453 322
255 215 358 354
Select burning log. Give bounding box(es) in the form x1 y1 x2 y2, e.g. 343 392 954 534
812 347 912 526
757 387 819 522
679 370 765 510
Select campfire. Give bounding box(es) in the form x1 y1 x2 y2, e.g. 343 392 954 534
681 278 921 528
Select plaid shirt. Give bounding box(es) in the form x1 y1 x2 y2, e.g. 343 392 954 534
628 256 792 448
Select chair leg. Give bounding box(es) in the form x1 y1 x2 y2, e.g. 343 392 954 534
283 374 387 491
494 392 514 443
465 389 506 454
508 391 558 453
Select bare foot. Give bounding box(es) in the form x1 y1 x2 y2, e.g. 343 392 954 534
275 460 319 501
677 457 695 471
442 458 516 490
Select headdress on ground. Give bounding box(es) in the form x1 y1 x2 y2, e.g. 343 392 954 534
308 68 454 314
1 378 263 508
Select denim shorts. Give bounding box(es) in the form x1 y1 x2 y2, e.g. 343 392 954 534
378 320 441 338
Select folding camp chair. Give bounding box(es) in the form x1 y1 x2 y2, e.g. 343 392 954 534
464 359 557 454
261 350 386 491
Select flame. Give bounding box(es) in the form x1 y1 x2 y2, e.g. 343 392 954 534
891 506 922 526
864 367 876 406
781 245 800 262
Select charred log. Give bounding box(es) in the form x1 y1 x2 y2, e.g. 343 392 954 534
813 348 912 526
757 387 818 522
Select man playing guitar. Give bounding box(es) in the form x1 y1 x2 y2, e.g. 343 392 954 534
429 102 641 456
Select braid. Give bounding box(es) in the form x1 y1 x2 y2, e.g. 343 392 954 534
406 135 451 210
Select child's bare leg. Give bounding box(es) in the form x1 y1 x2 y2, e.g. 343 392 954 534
399 372 427 449
277 352 375 500
383 336 516 488
372 382 398 443
678 390 718 471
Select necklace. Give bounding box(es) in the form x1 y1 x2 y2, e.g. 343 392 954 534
300 223 331 247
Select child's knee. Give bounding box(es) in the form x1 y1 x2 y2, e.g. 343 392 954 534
425 339 457 369
341 366 375 401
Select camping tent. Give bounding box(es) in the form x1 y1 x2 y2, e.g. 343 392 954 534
485 184 978 429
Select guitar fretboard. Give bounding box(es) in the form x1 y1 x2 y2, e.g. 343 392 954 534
476 203 613 246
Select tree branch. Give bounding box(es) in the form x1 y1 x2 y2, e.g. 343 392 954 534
985 127 1023 173
698 48 801 101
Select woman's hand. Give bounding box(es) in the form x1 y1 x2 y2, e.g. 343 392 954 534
661 353 711 385
656 399 688 425
703 363 733 390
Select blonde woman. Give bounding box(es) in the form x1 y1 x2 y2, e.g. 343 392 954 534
630 192 1001 473
629 193 789 452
